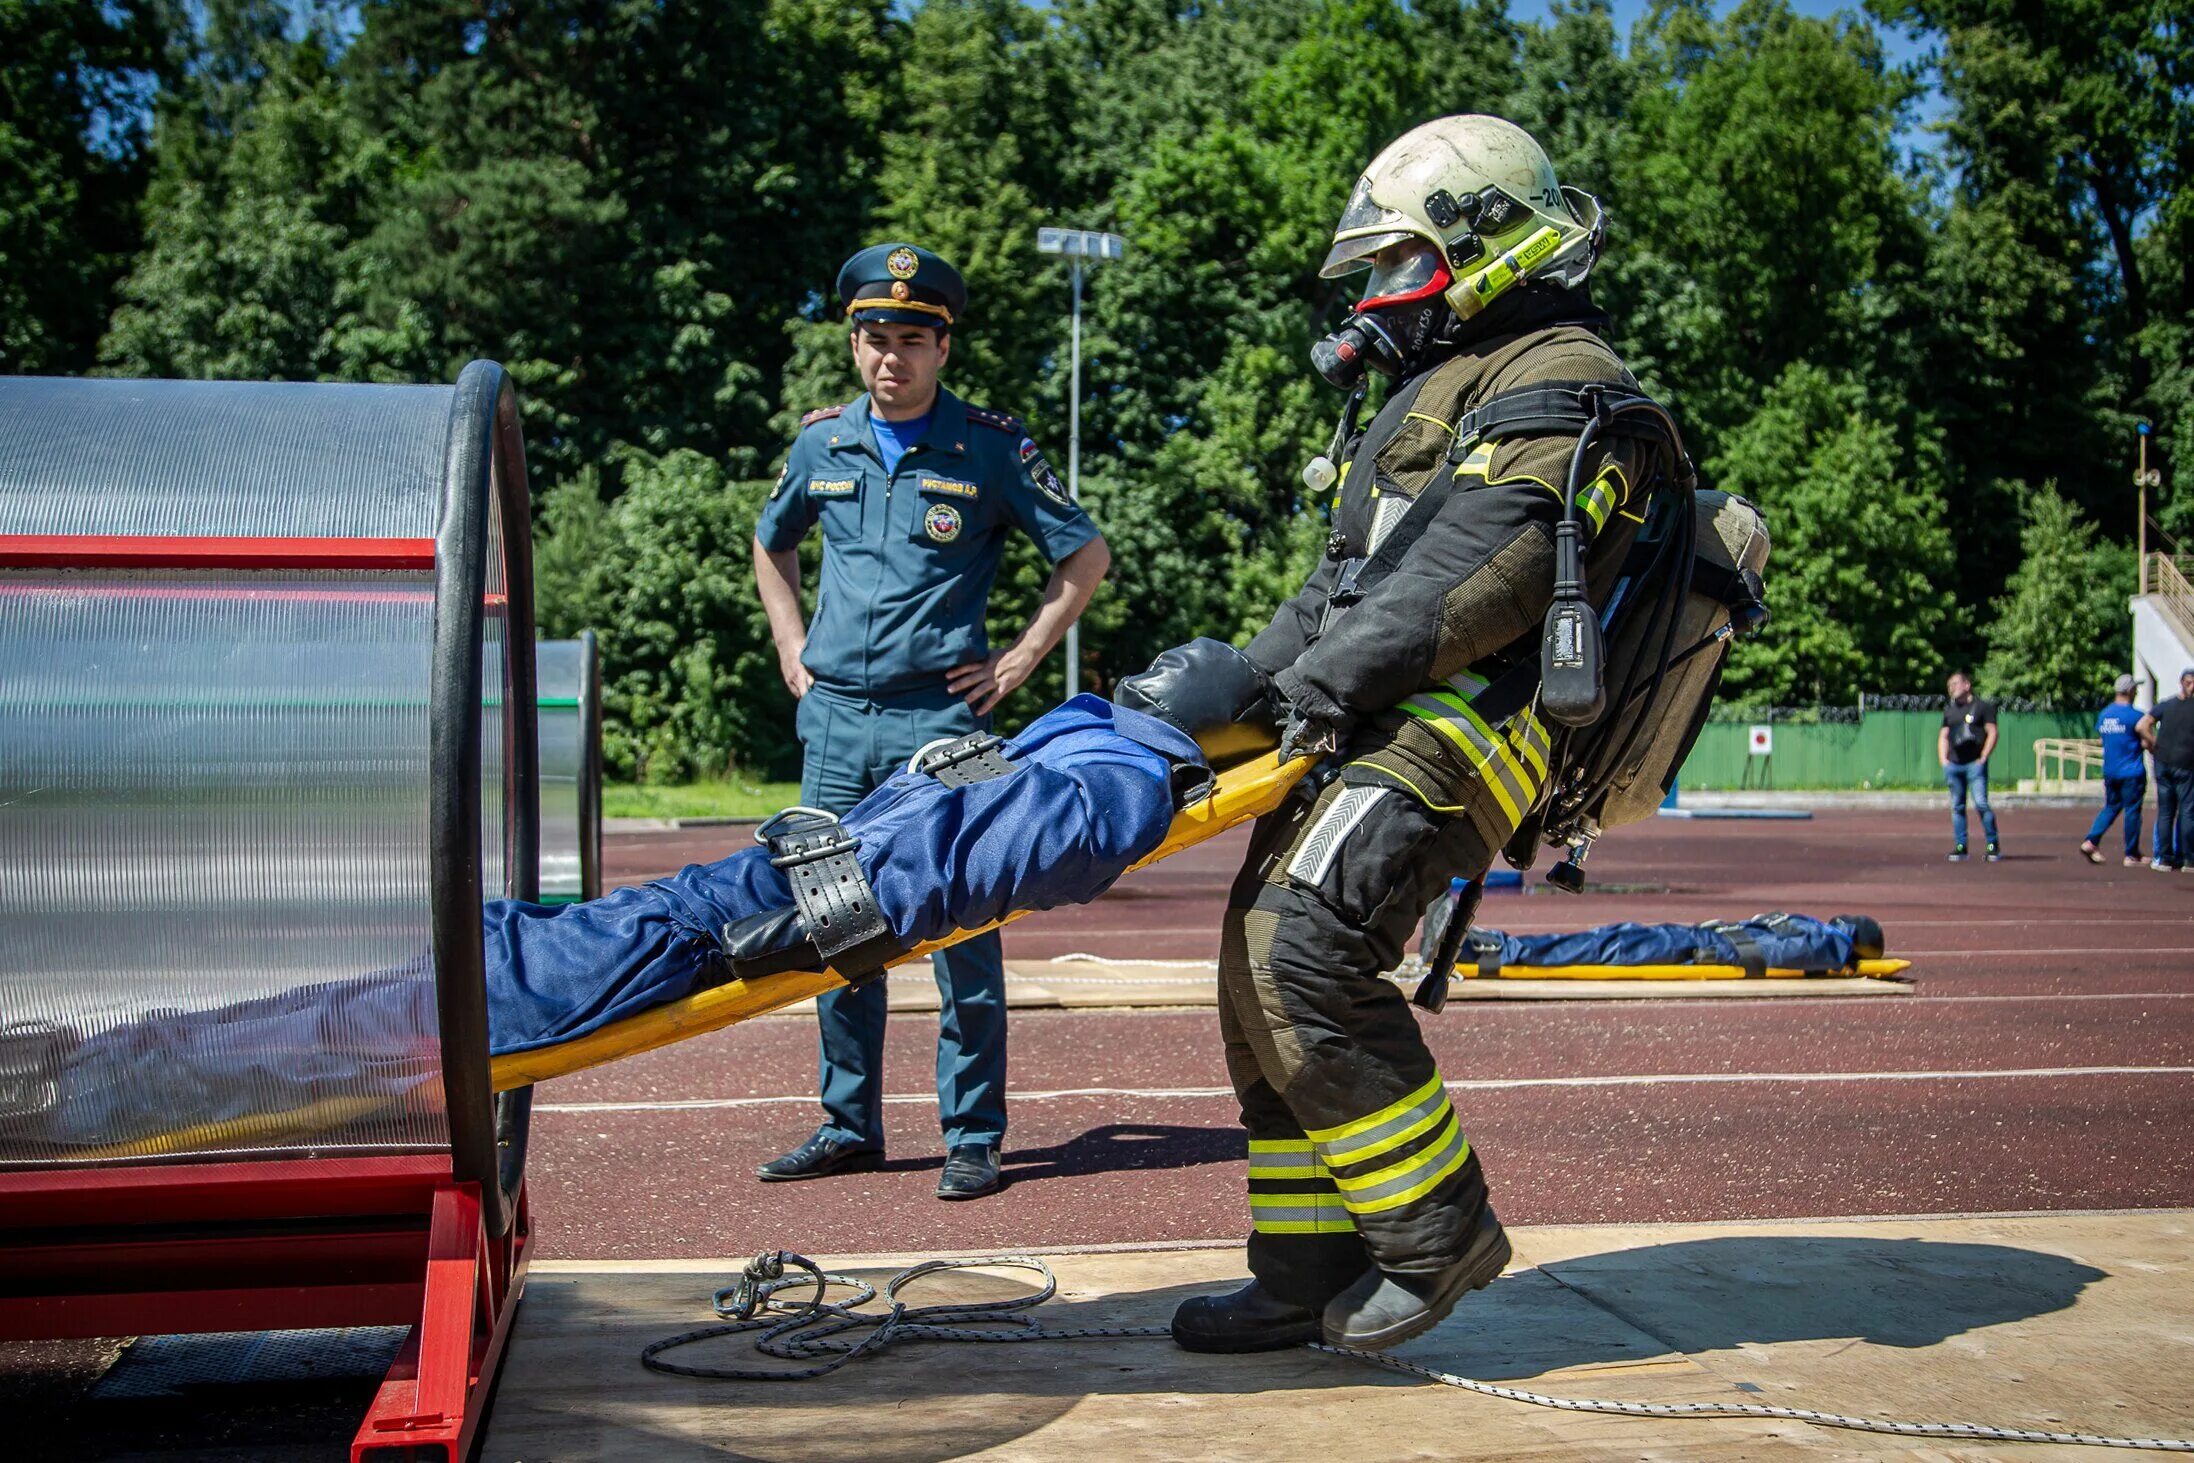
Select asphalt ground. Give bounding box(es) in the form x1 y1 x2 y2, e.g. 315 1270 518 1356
537 803 2194 1259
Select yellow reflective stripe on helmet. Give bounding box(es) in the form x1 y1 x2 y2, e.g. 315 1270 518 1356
1305 1073 1445 1149
1460 225 1563 315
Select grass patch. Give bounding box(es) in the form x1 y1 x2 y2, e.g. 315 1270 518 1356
604 777 802 821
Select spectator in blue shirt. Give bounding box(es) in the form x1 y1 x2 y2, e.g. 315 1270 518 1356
2081 674 2148 865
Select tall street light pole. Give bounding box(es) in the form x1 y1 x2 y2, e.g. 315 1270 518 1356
1036 226 1125 699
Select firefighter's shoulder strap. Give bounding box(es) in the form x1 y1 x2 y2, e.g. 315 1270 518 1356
1339 381 1666 604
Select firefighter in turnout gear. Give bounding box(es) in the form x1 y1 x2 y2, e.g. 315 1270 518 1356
1157 116 1663 1353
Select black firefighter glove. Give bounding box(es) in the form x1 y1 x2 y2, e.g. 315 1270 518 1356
1114 637 1285 771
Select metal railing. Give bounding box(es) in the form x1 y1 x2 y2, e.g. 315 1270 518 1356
2029 738 2104 794
2147 551 2194 646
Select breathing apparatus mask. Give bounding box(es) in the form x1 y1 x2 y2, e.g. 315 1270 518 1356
1310 236 1456 390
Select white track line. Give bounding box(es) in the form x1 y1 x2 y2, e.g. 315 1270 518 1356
537 1064 2194 1115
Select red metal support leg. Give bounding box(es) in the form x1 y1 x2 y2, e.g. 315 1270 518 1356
353 1182 528 1463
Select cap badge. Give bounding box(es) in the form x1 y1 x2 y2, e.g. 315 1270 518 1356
924 502 963 543
891 280 911 300
886 247 920 280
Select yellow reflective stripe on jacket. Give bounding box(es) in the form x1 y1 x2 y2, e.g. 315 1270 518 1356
1405 410 1456 438
1455 440 1496 478
1402 693 1538 825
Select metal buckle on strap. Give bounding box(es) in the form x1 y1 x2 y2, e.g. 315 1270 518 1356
755 807 899 986
910 732 1016 788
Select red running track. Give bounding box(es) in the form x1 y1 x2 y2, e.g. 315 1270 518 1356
541 805 2194 1259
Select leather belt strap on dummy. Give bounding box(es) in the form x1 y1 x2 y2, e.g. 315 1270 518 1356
756 808 900 986
914 732 1016 787
1704 923 1769 980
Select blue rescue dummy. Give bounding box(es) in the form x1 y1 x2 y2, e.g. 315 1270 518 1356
1463 911 1883 976
6 695 1205 1152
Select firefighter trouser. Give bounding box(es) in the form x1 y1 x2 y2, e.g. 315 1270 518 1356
1219 771 1509 1310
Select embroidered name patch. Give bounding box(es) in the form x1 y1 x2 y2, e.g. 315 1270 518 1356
807 478 857 496
923 502 964 543
920 476 979 499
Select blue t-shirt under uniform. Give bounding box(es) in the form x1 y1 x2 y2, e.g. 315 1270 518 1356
870 409 931 477
2097 701 2147 779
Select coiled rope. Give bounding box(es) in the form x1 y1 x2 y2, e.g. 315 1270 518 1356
644 1251 2194 1451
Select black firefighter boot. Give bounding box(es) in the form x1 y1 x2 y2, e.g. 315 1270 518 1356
1323 1205 1512 1351
1170 1280 1322 1353
1171 1231 1366 1353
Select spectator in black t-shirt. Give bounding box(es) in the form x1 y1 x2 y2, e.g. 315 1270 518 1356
2137 667 2194 872
1939 671 2000 862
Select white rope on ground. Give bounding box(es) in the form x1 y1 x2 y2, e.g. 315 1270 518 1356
644 1253 2194 1451
1313 1341 2194 1451
1046 952 1219 968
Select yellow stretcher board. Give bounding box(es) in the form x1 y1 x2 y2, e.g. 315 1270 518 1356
1464 958 1910 981
488 750 1316 1090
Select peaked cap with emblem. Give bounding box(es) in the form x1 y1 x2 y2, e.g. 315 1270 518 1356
838 243 967 330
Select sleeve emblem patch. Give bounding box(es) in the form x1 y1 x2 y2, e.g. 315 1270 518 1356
923 502 964 543
1027 453 1071 506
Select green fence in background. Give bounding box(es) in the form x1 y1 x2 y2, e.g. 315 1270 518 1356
1677 709 2096 790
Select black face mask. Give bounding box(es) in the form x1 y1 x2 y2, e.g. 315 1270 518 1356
1311 296 1455 390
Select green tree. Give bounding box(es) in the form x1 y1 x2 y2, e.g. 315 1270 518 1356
1981 484 2137 704
534 449 794 781
1712 363 1955 703
0 0 171 373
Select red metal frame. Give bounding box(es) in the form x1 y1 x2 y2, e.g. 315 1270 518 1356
0 533 437 570
0 1157 527 1461
353 1182 531 1463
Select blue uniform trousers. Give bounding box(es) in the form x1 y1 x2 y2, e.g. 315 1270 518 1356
2084 773 2146 859
797 682 1007 1150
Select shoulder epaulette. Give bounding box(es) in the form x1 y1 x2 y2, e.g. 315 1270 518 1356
965 405 1022 434
800 404 848 428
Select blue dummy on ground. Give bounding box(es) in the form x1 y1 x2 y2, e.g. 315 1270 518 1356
1467 911 1870 972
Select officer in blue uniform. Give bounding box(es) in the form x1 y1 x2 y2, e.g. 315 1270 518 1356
751 243 1112 1198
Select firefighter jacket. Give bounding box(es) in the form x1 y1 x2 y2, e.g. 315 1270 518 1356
1245 303 1654 837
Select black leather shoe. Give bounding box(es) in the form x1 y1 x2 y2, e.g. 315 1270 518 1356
1323 1206 1511 1351
935 1143 1002 1199
1170 1280 1321 1353
755 1130 884 1182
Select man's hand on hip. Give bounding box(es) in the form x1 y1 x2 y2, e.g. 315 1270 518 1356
949 646 1038 716
779 644 814 699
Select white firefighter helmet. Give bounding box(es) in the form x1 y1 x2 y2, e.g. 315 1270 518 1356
1322 115 1605 323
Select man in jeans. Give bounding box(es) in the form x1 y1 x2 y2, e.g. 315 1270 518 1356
2138 667 2194 872
2082 673 2148 866
1939 670 2000 862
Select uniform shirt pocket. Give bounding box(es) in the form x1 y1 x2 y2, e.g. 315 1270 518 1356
909 475 983 549
807 475 863 543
